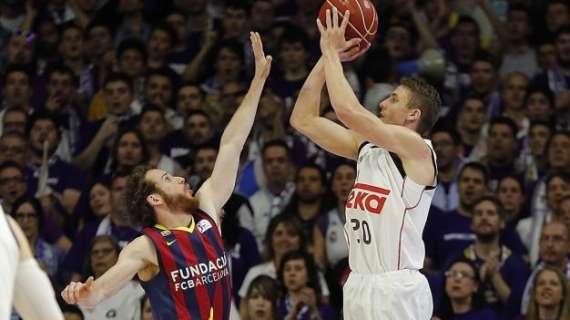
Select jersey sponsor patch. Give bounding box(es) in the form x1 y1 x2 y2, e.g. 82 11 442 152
197 219 213 233
346 183 390 214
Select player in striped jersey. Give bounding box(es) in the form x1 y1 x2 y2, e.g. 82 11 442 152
61 32 272 320
292 9 442 319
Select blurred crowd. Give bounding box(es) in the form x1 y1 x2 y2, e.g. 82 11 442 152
1 0 570 319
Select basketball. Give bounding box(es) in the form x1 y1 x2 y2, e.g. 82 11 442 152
318 0 378 54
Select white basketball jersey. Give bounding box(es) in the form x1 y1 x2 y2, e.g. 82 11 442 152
0 209 19 320
344 141 437 273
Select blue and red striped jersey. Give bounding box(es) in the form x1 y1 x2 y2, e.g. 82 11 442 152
141 210 232 320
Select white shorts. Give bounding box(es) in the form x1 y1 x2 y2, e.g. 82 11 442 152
343 269 433 320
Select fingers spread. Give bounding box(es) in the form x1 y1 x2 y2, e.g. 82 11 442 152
332 6 339 28
341 10 350 30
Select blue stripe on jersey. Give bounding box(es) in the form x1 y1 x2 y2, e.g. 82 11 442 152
169 233 202 319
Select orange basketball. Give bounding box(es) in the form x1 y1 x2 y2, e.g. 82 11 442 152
318 0 378 54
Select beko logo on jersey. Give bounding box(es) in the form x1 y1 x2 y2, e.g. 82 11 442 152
346 183 390 214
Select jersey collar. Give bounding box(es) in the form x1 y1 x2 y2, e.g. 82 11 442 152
154 216 195 233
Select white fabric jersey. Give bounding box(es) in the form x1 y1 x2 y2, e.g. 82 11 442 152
0 210 19 320
345 141 437 273
80 280 145 320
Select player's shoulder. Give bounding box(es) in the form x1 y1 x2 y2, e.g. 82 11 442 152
122 235 156 258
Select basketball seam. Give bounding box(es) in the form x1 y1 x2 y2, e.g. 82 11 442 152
353 0 368 33
366 6 378 38
324 0 372 46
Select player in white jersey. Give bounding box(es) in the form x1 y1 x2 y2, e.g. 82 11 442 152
290 8 441 319
0 207 64 320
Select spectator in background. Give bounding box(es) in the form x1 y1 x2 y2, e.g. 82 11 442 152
74 72 139 173
245 140 294 249
433 259 498 320
107 128 149 176
115 38 147 104
431 126 464 212
175 82 206 123
0 132 27 170
482 116 523 189
500 72 530 134
523 121 554 185
269 25 311 103
146 23 175 71
202 39 247 96
544 0 570 40
25 111 84 216
43 64 84 162
239 275 281 320
143 68 181 129
558 195 570 230
277 250 335 319
281 163 328 246
454 96 487 161
2 108 28 136
425 162 489 271
0 65 33 136
527 173 570 262
457 196 529 318
495 175 528 255
79 235 144 320
81 180 113 226
239 214 315 303
11 196 63 280
83 21 115 95
313 162 355 270
137 105 183 176
521 267 570 320
521 220 570 315
63 174 139 281
525 87 555 123
163 110 216 168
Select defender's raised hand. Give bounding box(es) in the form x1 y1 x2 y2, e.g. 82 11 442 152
61 276 94 306
250 32 272 80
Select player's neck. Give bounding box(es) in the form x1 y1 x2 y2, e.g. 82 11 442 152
156 210 194 229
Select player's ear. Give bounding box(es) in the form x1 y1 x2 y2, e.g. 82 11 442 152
407 108 421 122
147 193 163 206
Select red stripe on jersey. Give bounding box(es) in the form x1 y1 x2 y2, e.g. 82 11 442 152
145 230 191 320
175 232 211 320
197 228 223 320
203 216 230 319
354 183 390 195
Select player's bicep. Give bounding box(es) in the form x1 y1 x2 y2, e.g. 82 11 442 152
94 237 151 299
296 117 362 160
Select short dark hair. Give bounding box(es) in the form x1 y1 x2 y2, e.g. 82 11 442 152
139 104 166 121
277 250 322 298
0 160 24 175
45 63 78 87
261 139 290 159
151 23 177 45
10 196 45 228
489 116 518 138
3 64 31 84
125 165 157 227
104 72 133 92
472 195 506 220
430 125 462 146
26 111 61 137
277 24 311 52
400 77 442 136
459 161 490 186
116 37 148 62
295 163 326 187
